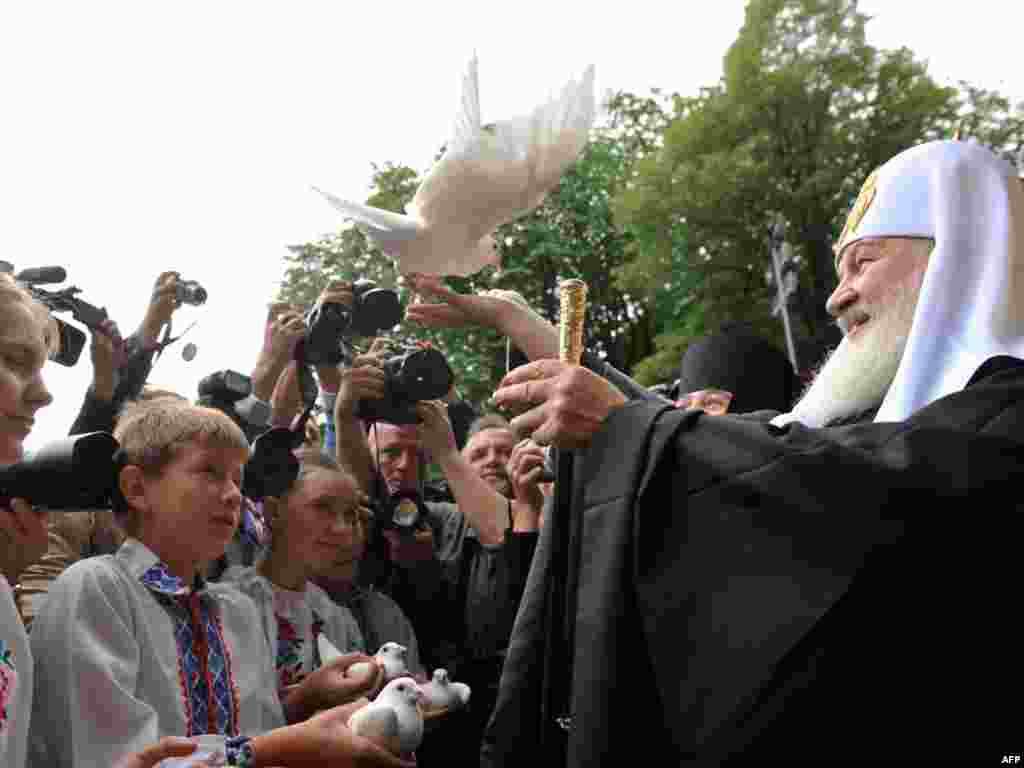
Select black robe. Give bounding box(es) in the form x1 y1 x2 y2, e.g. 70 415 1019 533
482 356 1023 765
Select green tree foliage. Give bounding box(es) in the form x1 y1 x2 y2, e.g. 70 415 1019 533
614 0 1024 376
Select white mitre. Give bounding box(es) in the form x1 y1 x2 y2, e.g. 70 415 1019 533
783 140 1024 426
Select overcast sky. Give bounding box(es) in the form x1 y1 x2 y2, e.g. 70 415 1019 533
2 0 1021 449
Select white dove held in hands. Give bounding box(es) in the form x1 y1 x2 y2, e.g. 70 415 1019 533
419 668 472 712
347 641 409 683
347 677 425 757
315 55 597 277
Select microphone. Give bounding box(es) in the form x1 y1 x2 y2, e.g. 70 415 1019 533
15 266 67 285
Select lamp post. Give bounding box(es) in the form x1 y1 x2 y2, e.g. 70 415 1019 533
769 215 799 373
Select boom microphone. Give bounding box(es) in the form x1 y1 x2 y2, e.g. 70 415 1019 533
16 266 68 285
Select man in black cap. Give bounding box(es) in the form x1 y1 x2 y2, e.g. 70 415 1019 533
672 325 797 416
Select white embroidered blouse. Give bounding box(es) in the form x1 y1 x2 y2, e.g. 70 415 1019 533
225 568 365 693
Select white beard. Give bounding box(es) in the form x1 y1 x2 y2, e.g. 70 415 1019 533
785 273 924 428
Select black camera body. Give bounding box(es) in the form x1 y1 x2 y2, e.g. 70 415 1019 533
198 369 251 403
0 432 120 510
357 346 455 425
175 279 208 306
242 426 301 501
196 370 272 441
303 279 402 366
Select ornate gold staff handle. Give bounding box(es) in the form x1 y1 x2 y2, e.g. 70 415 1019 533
558 278 588 366
534 279 588 483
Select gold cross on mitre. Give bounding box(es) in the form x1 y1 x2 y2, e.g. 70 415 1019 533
834 168 879 268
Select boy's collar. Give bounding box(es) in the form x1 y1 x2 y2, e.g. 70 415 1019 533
119 537 207 596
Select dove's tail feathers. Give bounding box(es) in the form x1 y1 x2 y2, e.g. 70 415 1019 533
451 681 472 706
313 186 422 242
450 54 482 156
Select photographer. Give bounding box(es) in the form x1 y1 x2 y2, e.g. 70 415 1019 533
335 345 541 765
68 271 188 436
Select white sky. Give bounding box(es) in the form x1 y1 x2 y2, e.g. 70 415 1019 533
2 0 1021 449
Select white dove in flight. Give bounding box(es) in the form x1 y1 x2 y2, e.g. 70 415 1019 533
314 55 597 277
347 677 425 757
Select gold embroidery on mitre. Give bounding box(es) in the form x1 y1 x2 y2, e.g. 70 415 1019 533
834 169 879 269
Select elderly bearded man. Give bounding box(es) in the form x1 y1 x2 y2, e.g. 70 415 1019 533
483 140 1024 766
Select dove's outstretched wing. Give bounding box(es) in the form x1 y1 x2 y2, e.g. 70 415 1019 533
405 59 596 276
312 186 422 252
348 704 401 755
447 54 482 157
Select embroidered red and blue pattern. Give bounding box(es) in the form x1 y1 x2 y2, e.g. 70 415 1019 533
274 613 304 691
140 561 240 737
0 642 16 737
274 608 326 691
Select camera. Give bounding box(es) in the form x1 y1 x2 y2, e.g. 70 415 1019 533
197 370 272 440
175 279 208 307
373 488 431 532
357 346 455 425
8 264 107 367
303 279 402 366
242 426 301 501
0 432 120 510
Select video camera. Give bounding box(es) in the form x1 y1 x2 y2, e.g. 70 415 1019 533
357 345 455 425
302 279 402 366
4 264 108 367
0 432 120 510
196 370 277 442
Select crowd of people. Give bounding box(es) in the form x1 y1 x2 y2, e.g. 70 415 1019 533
2 136 1021 768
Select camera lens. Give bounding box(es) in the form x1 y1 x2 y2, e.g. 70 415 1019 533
396 347 453 402
351 288 402 336
177 281 208 306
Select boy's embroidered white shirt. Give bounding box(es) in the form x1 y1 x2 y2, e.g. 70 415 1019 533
28 538 284 768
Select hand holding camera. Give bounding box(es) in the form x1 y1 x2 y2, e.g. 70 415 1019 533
337 352 387 419
415 400 457 463
265 305 307 365
508 438 547 518
89 319 127 402
140 271 206 349
303 278 402 367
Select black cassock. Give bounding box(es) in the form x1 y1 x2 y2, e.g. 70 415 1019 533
482 356 1023 766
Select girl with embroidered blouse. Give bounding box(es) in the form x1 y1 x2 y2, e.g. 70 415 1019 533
226 448 380 703
28 397 409 768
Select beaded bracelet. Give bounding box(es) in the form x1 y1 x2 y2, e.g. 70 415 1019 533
224 735 255 768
